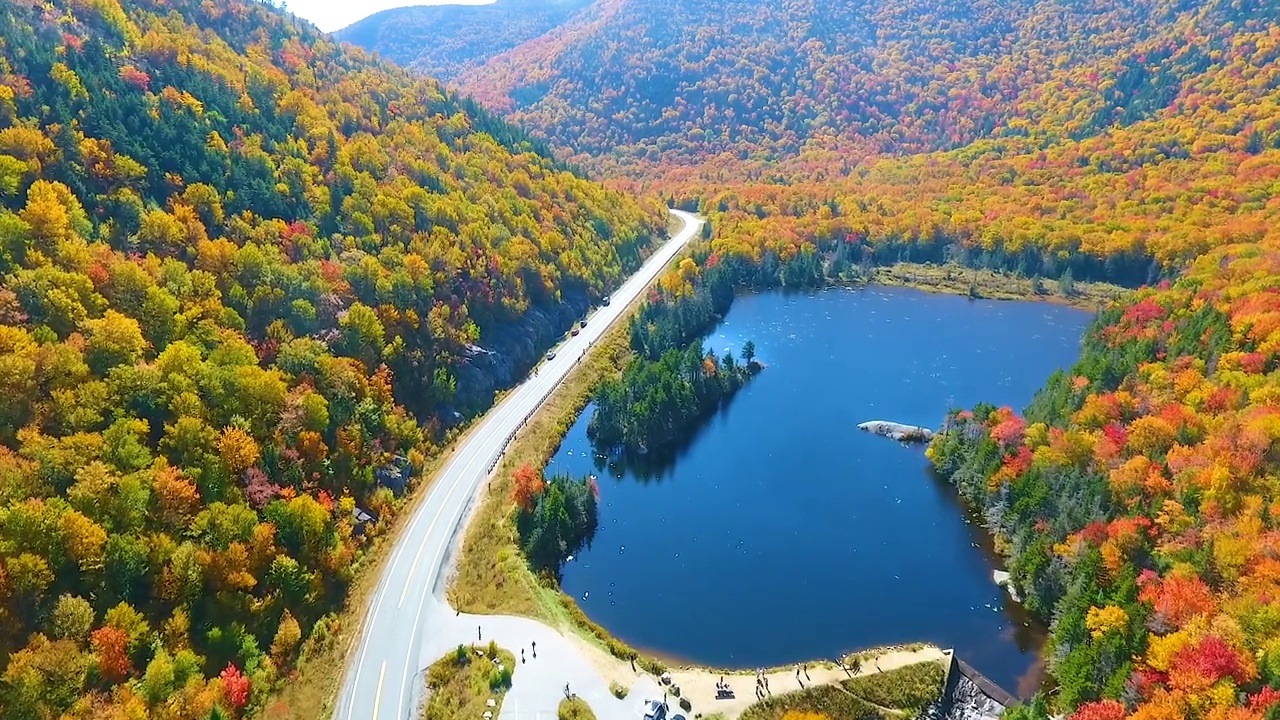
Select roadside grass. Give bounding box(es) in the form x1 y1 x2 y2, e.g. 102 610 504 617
420 644 516 720
446 300 642 634
740 660 947 720
558 696 598 720
870 262 1128 308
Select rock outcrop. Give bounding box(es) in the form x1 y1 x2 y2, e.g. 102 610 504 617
992 570 1023 603
858 420 935 443
451 289 591 418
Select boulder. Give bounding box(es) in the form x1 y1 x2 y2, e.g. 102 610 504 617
857 420 935 443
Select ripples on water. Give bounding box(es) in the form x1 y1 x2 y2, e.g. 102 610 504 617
547 286 1093 693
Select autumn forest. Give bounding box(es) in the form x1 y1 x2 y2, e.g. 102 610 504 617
4 0 1280 718
352 0 1280 718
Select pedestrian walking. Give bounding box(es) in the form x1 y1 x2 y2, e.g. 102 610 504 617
532 640 537 658
764 677 769 692
478 625 482 641
804 664 810 680
521 649 525 663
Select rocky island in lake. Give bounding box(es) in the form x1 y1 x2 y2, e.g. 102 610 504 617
858 420 935 443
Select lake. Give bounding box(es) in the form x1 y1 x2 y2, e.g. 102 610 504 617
546 285 1094 695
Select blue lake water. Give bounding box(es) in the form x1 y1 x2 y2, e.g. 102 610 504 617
546 285 1093 696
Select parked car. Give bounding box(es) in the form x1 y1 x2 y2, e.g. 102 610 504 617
643 700 668 720
602 295 611 306
545 350 556 360
579 318 588 329
570 328 580 336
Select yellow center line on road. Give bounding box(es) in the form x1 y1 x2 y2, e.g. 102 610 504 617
373 661 386 720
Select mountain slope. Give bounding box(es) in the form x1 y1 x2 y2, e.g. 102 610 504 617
450 0 1263 175
0 0 663 717
337 0 593 81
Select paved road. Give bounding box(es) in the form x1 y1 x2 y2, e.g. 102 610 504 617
338 209 701 720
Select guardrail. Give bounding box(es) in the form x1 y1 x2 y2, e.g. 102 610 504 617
484 348 590 478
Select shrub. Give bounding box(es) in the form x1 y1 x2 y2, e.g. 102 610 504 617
610 680 628 699
558 697 596 720
454 644 469 666
489 665 513 691
639 656 667 676
679 697 692 712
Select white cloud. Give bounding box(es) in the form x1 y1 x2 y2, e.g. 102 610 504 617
285 0 497 34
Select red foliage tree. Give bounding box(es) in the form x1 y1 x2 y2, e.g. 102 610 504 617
1069 699 1127 720
1172 635 1251 687
90 626 131 683
988 408 1027 449
221 662 250 710
1249 687 1280 712
1140 574 1219 629
510 463 545 511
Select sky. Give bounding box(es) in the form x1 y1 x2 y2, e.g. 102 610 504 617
284 0 497 34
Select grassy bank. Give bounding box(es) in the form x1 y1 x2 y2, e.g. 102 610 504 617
870 262 1128 308
740 660 946 720
420 644 516 720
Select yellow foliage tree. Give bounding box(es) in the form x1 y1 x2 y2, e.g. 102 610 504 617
218 427 260 475
1085 605 1129 639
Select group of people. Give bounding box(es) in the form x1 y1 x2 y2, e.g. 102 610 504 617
715 675 734 698
752 669 770 700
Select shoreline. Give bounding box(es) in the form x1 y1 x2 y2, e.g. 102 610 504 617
866 261 1127 309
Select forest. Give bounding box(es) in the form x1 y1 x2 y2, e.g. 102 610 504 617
343 0 1280 291
336 0 593 82
0 0 665 717
587 341 757 456
447 0 1279 178
928 227 1280 720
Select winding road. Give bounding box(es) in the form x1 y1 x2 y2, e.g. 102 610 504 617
337 209 702 720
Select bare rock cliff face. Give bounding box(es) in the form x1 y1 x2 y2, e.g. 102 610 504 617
451 289 592 417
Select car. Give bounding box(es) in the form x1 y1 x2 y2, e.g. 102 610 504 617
545 350 556 361
570 328 580 336
642 700 668 720
579 319 588 329
601 295 611 306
